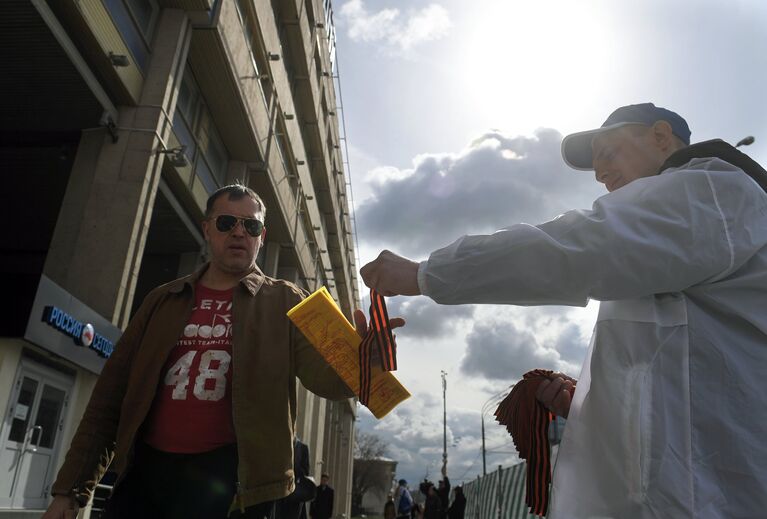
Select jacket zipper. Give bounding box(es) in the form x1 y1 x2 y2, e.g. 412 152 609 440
236 481 245 513
233 291 245 514
117 293 195 493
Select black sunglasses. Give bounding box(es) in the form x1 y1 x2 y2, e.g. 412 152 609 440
211 214 264 237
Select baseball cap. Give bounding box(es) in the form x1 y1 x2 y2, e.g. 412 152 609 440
561 103 691 170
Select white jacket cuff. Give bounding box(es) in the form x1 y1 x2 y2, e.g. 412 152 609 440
417 260 430 297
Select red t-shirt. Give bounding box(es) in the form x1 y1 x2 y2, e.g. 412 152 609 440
142 284 236 453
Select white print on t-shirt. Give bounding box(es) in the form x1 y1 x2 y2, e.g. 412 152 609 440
183 311 232 340
164 349 231 401
194 299 232 311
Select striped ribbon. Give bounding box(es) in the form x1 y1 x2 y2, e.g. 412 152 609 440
494 369 558 516
358 289 397 406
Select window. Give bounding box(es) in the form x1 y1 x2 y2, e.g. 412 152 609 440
323 0 337 72
124 0 159 41
235 0 273 107
197 111 228 187
174 71 200 161
172 65 230 195
103 0 159 72
195 157 219 195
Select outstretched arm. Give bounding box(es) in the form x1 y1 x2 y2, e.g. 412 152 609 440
372 165 767 307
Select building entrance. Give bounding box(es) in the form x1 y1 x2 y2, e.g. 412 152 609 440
0 359 73 509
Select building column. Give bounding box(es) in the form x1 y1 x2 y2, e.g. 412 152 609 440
264 242 280 278
43 9 191 328
338 406 355 519
310 394 327 477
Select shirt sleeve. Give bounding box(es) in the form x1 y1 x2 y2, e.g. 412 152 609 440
420 159 767 306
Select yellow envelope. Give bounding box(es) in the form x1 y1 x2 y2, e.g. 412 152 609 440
287 287 410 418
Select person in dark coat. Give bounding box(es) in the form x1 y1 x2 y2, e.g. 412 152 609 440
437 477 450 519
278 438 314 519
310 473 334 519
384 493 396 519
447 486 465 519
423 484 442 519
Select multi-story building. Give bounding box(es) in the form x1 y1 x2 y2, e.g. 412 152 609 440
0 0 359 516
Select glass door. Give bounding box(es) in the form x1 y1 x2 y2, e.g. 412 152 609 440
0 360 72 509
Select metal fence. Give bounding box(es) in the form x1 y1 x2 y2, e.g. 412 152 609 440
462 462 541 519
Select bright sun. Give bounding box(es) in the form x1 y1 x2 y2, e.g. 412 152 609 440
457 0 621 136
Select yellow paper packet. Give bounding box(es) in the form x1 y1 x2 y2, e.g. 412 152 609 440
287 287 410 418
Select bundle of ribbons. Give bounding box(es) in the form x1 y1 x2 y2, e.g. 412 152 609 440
358 289 397 406
494 369 570 517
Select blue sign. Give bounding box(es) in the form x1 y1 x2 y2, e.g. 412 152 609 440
25 275 121 374
41 306 115 358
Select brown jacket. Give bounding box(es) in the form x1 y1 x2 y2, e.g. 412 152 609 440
51 265 354 508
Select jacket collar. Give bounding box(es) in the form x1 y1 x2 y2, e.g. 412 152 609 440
659 139 767 193
168 263 266 296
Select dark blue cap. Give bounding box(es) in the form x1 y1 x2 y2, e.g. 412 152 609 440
562 103 691 170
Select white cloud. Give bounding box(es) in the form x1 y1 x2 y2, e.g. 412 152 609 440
386 296 475 339
356 128 604 257
460 318 580 381
365 165 413 185
358 393 520 487
340 0 451 53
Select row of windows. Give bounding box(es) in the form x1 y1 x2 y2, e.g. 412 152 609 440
163 1 348 261
101 0 353 298
234 0 274 110
174 65 229 194
103 0 229 194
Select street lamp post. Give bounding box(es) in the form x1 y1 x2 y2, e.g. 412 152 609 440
736 136 755 148
481 413 486 476
441 370 448 477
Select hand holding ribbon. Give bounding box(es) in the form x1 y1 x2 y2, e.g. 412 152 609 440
353 290 405 406
494 369 576 517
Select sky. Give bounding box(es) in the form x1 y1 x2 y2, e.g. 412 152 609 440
330 0 767 487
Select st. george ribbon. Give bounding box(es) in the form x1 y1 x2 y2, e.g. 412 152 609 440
358 289 397 406
494 369 573 517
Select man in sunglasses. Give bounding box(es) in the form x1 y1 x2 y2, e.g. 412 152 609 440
360 104 767 517
44 184 395 519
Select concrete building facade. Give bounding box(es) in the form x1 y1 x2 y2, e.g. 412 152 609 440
0 0 358 516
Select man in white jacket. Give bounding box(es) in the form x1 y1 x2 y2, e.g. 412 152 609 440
360 103 767 518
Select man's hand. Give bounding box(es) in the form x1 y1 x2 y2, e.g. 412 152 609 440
42 495 79 519
360 250 421 297
535 373 577 418
353 310 405 338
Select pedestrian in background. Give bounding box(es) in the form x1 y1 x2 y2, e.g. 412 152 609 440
384 493 396 519
447 487 465 519
277 438 314 519
394 479 413 519
309 473 334 519
436 476 449 519
423 484 441 519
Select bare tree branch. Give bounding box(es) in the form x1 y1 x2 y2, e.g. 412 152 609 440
352 431 395 515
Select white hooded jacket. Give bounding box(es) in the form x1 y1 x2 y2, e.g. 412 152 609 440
417 156 767 518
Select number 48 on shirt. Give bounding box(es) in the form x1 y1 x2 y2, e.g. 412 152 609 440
164 350 231 401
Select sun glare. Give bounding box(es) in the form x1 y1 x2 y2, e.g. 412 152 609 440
457 0 620 136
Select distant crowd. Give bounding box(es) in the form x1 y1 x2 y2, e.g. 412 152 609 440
385 477 465 519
